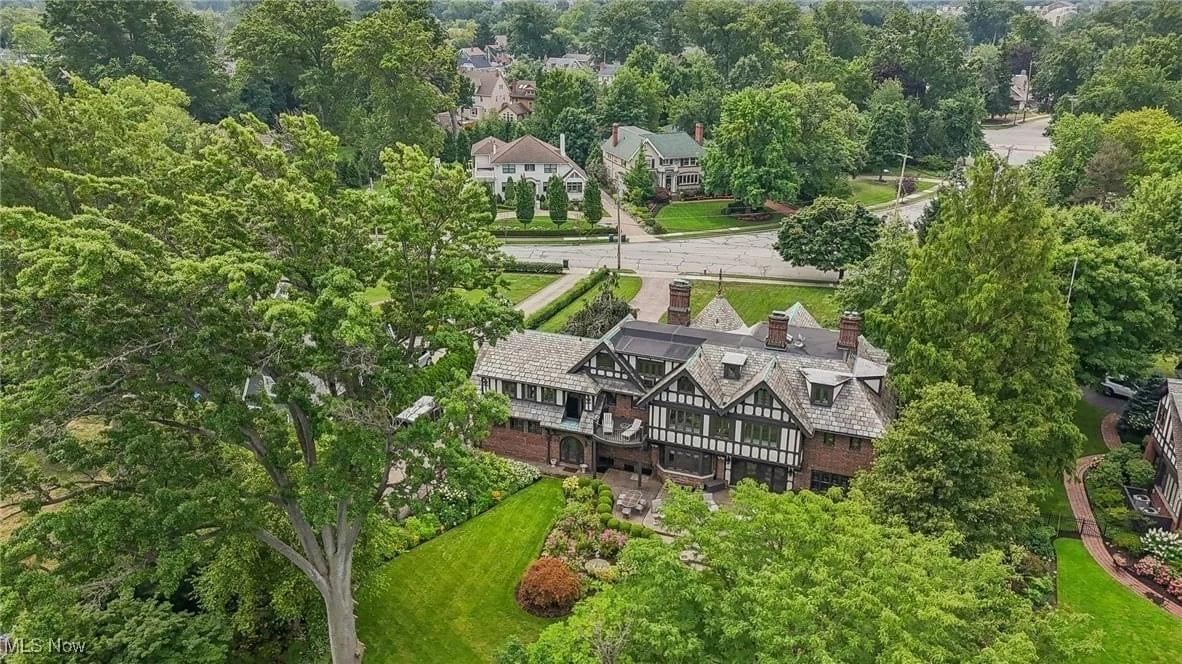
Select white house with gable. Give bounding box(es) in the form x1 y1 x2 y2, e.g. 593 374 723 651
471 134 586 202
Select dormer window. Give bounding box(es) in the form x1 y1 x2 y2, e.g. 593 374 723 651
676 376 694 394
722 352 747 380
753 387 773 407
810 383 833 407
595 352 614 370
723 364 740 379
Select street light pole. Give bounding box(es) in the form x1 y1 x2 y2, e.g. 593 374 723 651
893 152 912 219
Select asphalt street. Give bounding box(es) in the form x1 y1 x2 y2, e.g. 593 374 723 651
504 119 1054 281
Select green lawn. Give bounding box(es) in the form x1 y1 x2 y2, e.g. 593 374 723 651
670 281 838 328
537 276 642 333
362 273 561 307
1055 538 1182 664
848 178 935 207
1036 397 1113 532
655 200 752 233
357 480 565 663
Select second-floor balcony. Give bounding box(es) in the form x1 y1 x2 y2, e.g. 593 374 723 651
593 410 644 447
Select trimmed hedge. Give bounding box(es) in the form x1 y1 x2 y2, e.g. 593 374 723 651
507 260 566 274
524 267 610 329
495 225 614 238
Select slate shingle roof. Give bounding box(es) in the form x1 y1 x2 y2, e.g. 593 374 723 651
692 295 745 332
602 125 704 162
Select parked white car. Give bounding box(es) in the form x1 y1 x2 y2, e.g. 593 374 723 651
1100 375 1136 399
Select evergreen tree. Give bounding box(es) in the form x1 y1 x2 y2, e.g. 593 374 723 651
546 175 569 227
583 179 603 223
885 154 1082 479
503 177 518 207
474 18 494 48
835 216 916 340
623 146 655 204
1117 375 1168 442
485 182 499 222
516 179 536 225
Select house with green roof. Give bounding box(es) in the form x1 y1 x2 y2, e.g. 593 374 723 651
602 123 705 195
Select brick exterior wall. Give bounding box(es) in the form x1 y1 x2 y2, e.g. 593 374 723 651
482 424 550 464
608 395 648 423
792 432 875 491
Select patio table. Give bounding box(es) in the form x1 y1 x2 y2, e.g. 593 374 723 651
617 489 644 512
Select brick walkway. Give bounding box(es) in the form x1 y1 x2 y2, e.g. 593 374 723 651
1063 414 1182 617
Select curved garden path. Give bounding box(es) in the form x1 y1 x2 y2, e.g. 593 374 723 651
1063 413 1182 617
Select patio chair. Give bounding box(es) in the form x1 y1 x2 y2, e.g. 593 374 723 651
622 507 632 518
602 411 614 435
622 418 642 440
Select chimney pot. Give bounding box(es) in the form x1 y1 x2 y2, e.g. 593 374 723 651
667 279 692 326
766 310 789 349
612 123 620 147
694 122 704 145
837 311 862 352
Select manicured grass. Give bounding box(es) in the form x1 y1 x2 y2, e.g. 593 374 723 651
1036 396 1112 532
1055 538 1182 664
655 199 744 233
673 281 838 328
848 179 935 207
362 273 560 307
356 479 565 664
537 275 642 333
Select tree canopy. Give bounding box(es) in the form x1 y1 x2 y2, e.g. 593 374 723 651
510 482 1092 663
775 197 881 274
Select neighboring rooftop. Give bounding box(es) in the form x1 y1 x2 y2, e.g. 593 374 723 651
463 69 504 96
604 125 704 161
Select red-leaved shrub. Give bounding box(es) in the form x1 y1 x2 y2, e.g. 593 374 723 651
516 556 582 617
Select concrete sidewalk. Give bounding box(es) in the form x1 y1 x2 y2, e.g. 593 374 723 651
517 270 588 316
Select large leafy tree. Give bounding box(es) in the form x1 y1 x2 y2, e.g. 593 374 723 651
512 482 1091 663
226 0 350 123
776 197 880 276
703 85 799 207
812 0 868 60
964 0 1024 46
836 216 916 340
597 66 665 130
327 4 460 183
865 80 912 177
856 382 1034 557
503 0 561 59
529 68 598 137
1 68 520 662
885 155 1082 479
1119 172 1182 263
1055 216 1178 383
44 0 230 122
792 81 866 200
587 0 656 62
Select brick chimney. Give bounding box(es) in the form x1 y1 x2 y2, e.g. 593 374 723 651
765 310 789 349
837 311 862 352
694 122 704 145
612 123 620 147
667 279 692 326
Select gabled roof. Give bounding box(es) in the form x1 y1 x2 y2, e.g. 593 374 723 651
603 125 704 161
463 69 504 96
471 136 508 156
509 80 536 98
597 62 622 77
499 101 531 116
692 295 745 332
486 135 585 177
784 302 821 329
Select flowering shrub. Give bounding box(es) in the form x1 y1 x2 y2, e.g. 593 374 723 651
516 557 582 616
562 475 581 496
1142 529 1182 564
598 529 629 558
1131 556 1182 599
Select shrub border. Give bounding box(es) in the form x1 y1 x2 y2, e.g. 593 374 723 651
524 267 610 329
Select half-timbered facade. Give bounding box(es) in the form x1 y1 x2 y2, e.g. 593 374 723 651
1146 378 1182 530
471 279 894 492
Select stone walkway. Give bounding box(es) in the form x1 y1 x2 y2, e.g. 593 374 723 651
1063 413 1182 617
516 270 588 316
601 191 656 243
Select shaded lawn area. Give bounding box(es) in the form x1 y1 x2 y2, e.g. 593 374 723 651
666 281 838 328
357 479 565 664
361 273 560 307
848 179 935 207
538 276 642 333
1035 397 1115 533
1055 538 1182 664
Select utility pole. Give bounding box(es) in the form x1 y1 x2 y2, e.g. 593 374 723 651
615 175 622 272
893 152 912 219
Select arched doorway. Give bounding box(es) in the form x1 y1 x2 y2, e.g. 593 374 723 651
559 436 584 465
